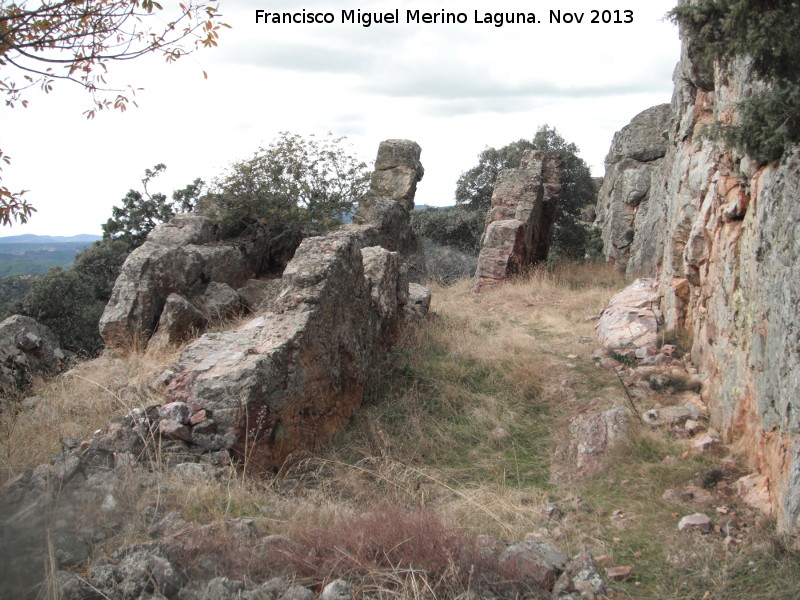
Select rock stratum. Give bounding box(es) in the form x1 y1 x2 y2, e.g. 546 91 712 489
595 27 800 532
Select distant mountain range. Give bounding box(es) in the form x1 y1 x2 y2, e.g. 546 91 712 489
0 233 101 244
0 234 101 278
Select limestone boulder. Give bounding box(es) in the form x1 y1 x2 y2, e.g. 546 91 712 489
0 315 65 393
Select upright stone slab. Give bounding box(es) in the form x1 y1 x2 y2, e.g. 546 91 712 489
349 139 427 281
473 151 563 292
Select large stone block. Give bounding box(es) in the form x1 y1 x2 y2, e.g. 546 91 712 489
474 151 563 292
165 233 425 470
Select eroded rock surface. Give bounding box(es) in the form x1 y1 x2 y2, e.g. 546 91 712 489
474 151 563 292
155 140 431 471
0 315 64 393
596 278 661 350
164 233 415 470
349 139 427 281
594 103 671 277
99 215 251 348
594 24 800 532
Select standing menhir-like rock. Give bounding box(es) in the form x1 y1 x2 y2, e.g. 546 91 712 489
594 103 672 277
473 151 563 292
349 139 427 281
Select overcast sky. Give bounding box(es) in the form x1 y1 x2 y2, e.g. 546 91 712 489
1 0 681 236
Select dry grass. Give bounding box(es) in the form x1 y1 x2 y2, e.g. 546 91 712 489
3 263 799 599
0 344 183 484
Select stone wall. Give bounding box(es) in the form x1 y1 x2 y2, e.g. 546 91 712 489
595 33 800 532
473 151 563 292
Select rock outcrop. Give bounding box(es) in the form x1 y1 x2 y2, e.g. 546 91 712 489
473 151 563 292
596 279 661 350
156 140 430 470
0 315 64 393
594 26 800 532
349 139 427 281
99 215 251 349
594 104 672 277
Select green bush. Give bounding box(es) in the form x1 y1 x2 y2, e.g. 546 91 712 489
411 206 484 254
102 164 202 248
202 132 370 240
10 239 131 355
13 266 106 355
669 0 800 162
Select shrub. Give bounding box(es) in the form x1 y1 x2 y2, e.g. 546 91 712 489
13 266 106 355
201 132 370 239
411 206 484 254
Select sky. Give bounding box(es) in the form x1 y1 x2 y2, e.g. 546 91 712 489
1 0 681 236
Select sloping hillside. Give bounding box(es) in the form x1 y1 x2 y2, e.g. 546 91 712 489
2 266 797 599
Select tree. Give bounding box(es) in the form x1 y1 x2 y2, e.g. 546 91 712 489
453 125 598 259
0 0 228 225
102 163 203 249
411 206 485 254
669 0 800 162
203 132 371 239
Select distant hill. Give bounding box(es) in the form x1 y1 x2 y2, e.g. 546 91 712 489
0 234 101 278
0 233 100 244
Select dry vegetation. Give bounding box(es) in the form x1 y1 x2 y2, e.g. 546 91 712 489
2 262 799 599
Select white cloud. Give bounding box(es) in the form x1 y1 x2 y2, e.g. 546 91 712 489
0 0 680 236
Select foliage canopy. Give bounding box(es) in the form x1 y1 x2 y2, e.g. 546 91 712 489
411 206 485 254
202 132 370 239
669 0 800 161
0 0 227 225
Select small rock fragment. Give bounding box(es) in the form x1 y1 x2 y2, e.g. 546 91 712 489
606 566 634 581
678 513 712 533
159 419 192 442
691 429 721 452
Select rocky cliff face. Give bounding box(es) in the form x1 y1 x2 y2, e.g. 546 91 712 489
596 37 800 532
594 104 671 277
